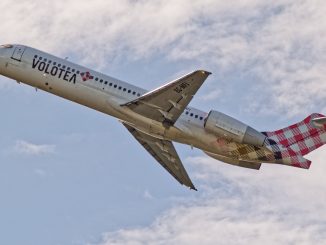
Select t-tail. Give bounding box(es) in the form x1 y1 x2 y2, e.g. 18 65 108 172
262 113 326 169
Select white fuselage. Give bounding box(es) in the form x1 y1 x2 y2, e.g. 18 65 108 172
0 44 261 161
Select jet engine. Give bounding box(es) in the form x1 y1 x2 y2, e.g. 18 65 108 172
204 110 267 147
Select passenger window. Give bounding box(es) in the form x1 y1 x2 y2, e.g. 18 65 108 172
195 115 198 118
200 117 203 120
48 60 52 64
114 85 117 88
190 113 193 117
100 79 103 83
132 91 136 95
118 86 122 90
104 81 108 85
67 67 70 71
39 57 42 60
77 71 80 74
109 83 112 86
186 111 189 115
72 69 75 72
123 88 126 91
137 93 141 96
53 62 57 65
34 55 38 58
128 90 131 93
62 65 66 69
58 64 61 67
44 59 47 62
95 77 98 81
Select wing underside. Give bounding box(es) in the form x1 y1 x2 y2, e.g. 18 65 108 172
122 70 211 126
122 123 196 190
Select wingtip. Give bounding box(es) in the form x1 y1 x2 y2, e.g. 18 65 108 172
189 185 198 191
197 70 212 76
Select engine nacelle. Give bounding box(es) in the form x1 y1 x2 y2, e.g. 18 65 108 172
204 110 266 147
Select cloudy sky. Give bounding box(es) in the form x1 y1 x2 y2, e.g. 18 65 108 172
1 1 326 245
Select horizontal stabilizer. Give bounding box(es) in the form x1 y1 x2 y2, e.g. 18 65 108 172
312 117 326 129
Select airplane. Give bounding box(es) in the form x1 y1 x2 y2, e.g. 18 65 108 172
0 44 326 190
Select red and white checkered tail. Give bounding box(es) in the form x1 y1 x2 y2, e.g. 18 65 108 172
262 113 326 169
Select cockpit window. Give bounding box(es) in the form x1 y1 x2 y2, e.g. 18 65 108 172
1 44 13 48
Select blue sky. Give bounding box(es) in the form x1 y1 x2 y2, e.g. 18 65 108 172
1 1 326 245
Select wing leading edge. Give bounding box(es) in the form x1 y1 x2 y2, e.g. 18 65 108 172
122 70 211 127
122 123 197 190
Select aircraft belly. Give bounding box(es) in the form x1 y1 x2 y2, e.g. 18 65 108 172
123 119 168 140
121 114 191 143
3 62 126 119
178 125 234 154
176 122 271 163
49 85 126 119
2 60 31 83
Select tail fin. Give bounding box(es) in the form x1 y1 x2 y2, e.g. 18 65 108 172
262 113 326 168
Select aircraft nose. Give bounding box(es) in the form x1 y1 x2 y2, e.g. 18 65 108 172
0 44 13 57
0 44 13 69
0 46 4 57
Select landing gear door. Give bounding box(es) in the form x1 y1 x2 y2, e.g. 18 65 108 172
11 45 26 61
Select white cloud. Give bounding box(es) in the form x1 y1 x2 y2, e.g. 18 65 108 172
1 0 326 117
98 149 326 245
0 1 325 244
199 89 221 102
0 1 324 118
14 140 56 156
34 168 47 177
143 190 154 200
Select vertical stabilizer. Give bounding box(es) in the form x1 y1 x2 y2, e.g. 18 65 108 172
262 113 326 168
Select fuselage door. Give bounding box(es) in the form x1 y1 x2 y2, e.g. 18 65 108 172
11 45 26 61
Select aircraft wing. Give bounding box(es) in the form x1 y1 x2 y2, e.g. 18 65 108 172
122 70 211 126
122 123 197 190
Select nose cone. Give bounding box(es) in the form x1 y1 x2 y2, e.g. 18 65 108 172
0 44 13 72
0 46 5 57
0 44 13 56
